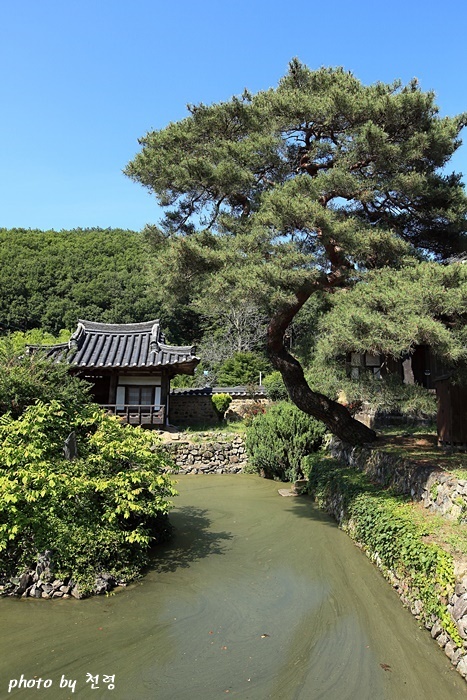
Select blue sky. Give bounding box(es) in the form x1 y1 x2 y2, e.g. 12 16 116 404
1 0 467 232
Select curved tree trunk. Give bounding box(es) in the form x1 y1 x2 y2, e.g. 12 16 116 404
267 294 377 446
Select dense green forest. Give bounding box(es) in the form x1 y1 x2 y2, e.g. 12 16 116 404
0 228 165 335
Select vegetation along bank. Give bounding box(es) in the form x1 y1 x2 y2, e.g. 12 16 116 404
303 446 467 681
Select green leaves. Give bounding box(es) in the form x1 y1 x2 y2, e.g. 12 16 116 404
0 228 161 335
0 402 176 593
125 60 467 322
316 261 467 364
245 401 326 481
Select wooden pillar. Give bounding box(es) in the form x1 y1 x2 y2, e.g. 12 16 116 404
109 373 118 404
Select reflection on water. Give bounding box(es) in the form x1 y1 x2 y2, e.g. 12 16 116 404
1 474 466 699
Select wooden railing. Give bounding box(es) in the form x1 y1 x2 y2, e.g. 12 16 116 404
101 404 165 426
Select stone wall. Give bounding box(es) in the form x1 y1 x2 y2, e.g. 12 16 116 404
169 394 219 426
161 435 247 474
0 551 118 599
324 437 467 679
169 391 270 426
309 472 467 680
328 438 467 521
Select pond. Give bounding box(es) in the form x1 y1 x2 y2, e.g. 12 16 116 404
1 475 466 699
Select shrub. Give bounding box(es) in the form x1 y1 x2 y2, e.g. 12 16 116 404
0 401 176 594
262 371 288 401
211 393 232 419
241 401 266 426
245 401 326 481
0 336 90 418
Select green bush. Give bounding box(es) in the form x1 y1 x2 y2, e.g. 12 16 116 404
245 401 326 481
0 401 176 594
262 371 288 401
0 335 90 418
211 393 232 419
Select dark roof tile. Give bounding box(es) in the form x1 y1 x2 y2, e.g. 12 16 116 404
27 319 199 374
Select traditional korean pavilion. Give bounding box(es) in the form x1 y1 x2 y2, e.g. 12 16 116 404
27 319 199 426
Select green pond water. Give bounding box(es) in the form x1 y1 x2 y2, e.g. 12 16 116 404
1 474 467 700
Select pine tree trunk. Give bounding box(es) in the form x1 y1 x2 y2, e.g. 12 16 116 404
267 303 377 446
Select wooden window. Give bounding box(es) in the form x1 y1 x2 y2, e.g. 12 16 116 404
125 386 161 407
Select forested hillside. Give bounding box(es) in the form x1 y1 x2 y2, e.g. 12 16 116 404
0 228 163 335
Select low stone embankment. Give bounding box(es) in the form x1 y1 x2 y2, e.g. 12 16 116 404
328 438 467 521
161 434 247 474
322 438 467 680
0 551 118 599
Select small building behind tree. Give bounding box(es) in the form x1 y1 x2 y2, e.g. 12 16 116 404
27 319 199 426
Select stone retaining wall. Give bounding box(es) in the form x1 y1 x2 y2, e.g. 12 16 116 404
328 438 467 521
324 437 467 679
309 476 467 680
0 551 118 599
161 435 247 474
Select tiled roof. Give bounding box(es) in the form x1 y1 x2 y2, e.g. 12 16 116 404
27 320 199 373
171 386 266 396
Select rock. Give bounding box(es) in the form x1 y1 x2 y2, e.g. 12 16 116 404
71 585 82 600
16 572 33 596
431 621 443 639
94 574 115 595
453 595 467 621
445 641 462 665
410 600 423 616
436 632 448 648
457 656 467 678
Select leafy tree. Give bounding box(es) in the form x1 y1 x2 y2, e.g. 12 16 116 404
216 351 270 386
0 401 176 594
316 261 467 366
125 61 467 444
0 228 163 335
0 334 90 418
262 371 289 401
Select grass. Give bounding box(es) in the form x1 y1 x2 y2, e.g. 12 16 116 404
375 425 467 475
176 420 247 442
411 501 467 559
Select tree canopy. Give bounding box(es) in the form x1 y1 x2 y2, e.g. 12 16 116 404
125 61 467 444
0 228 163 335
316 261 467 365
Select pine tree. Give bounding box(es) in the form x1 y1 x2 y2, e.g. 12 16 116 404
125 61 467 444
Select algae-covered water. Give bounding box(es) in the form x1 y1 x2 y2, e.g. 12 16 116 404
1 474 466 699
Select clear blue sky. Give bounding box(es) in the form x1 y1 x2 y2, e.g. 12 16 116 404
1 0 467 232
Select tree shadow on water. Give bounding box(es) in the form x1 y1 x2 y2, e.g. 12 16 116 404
283 494 342 528
148 506 234 574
